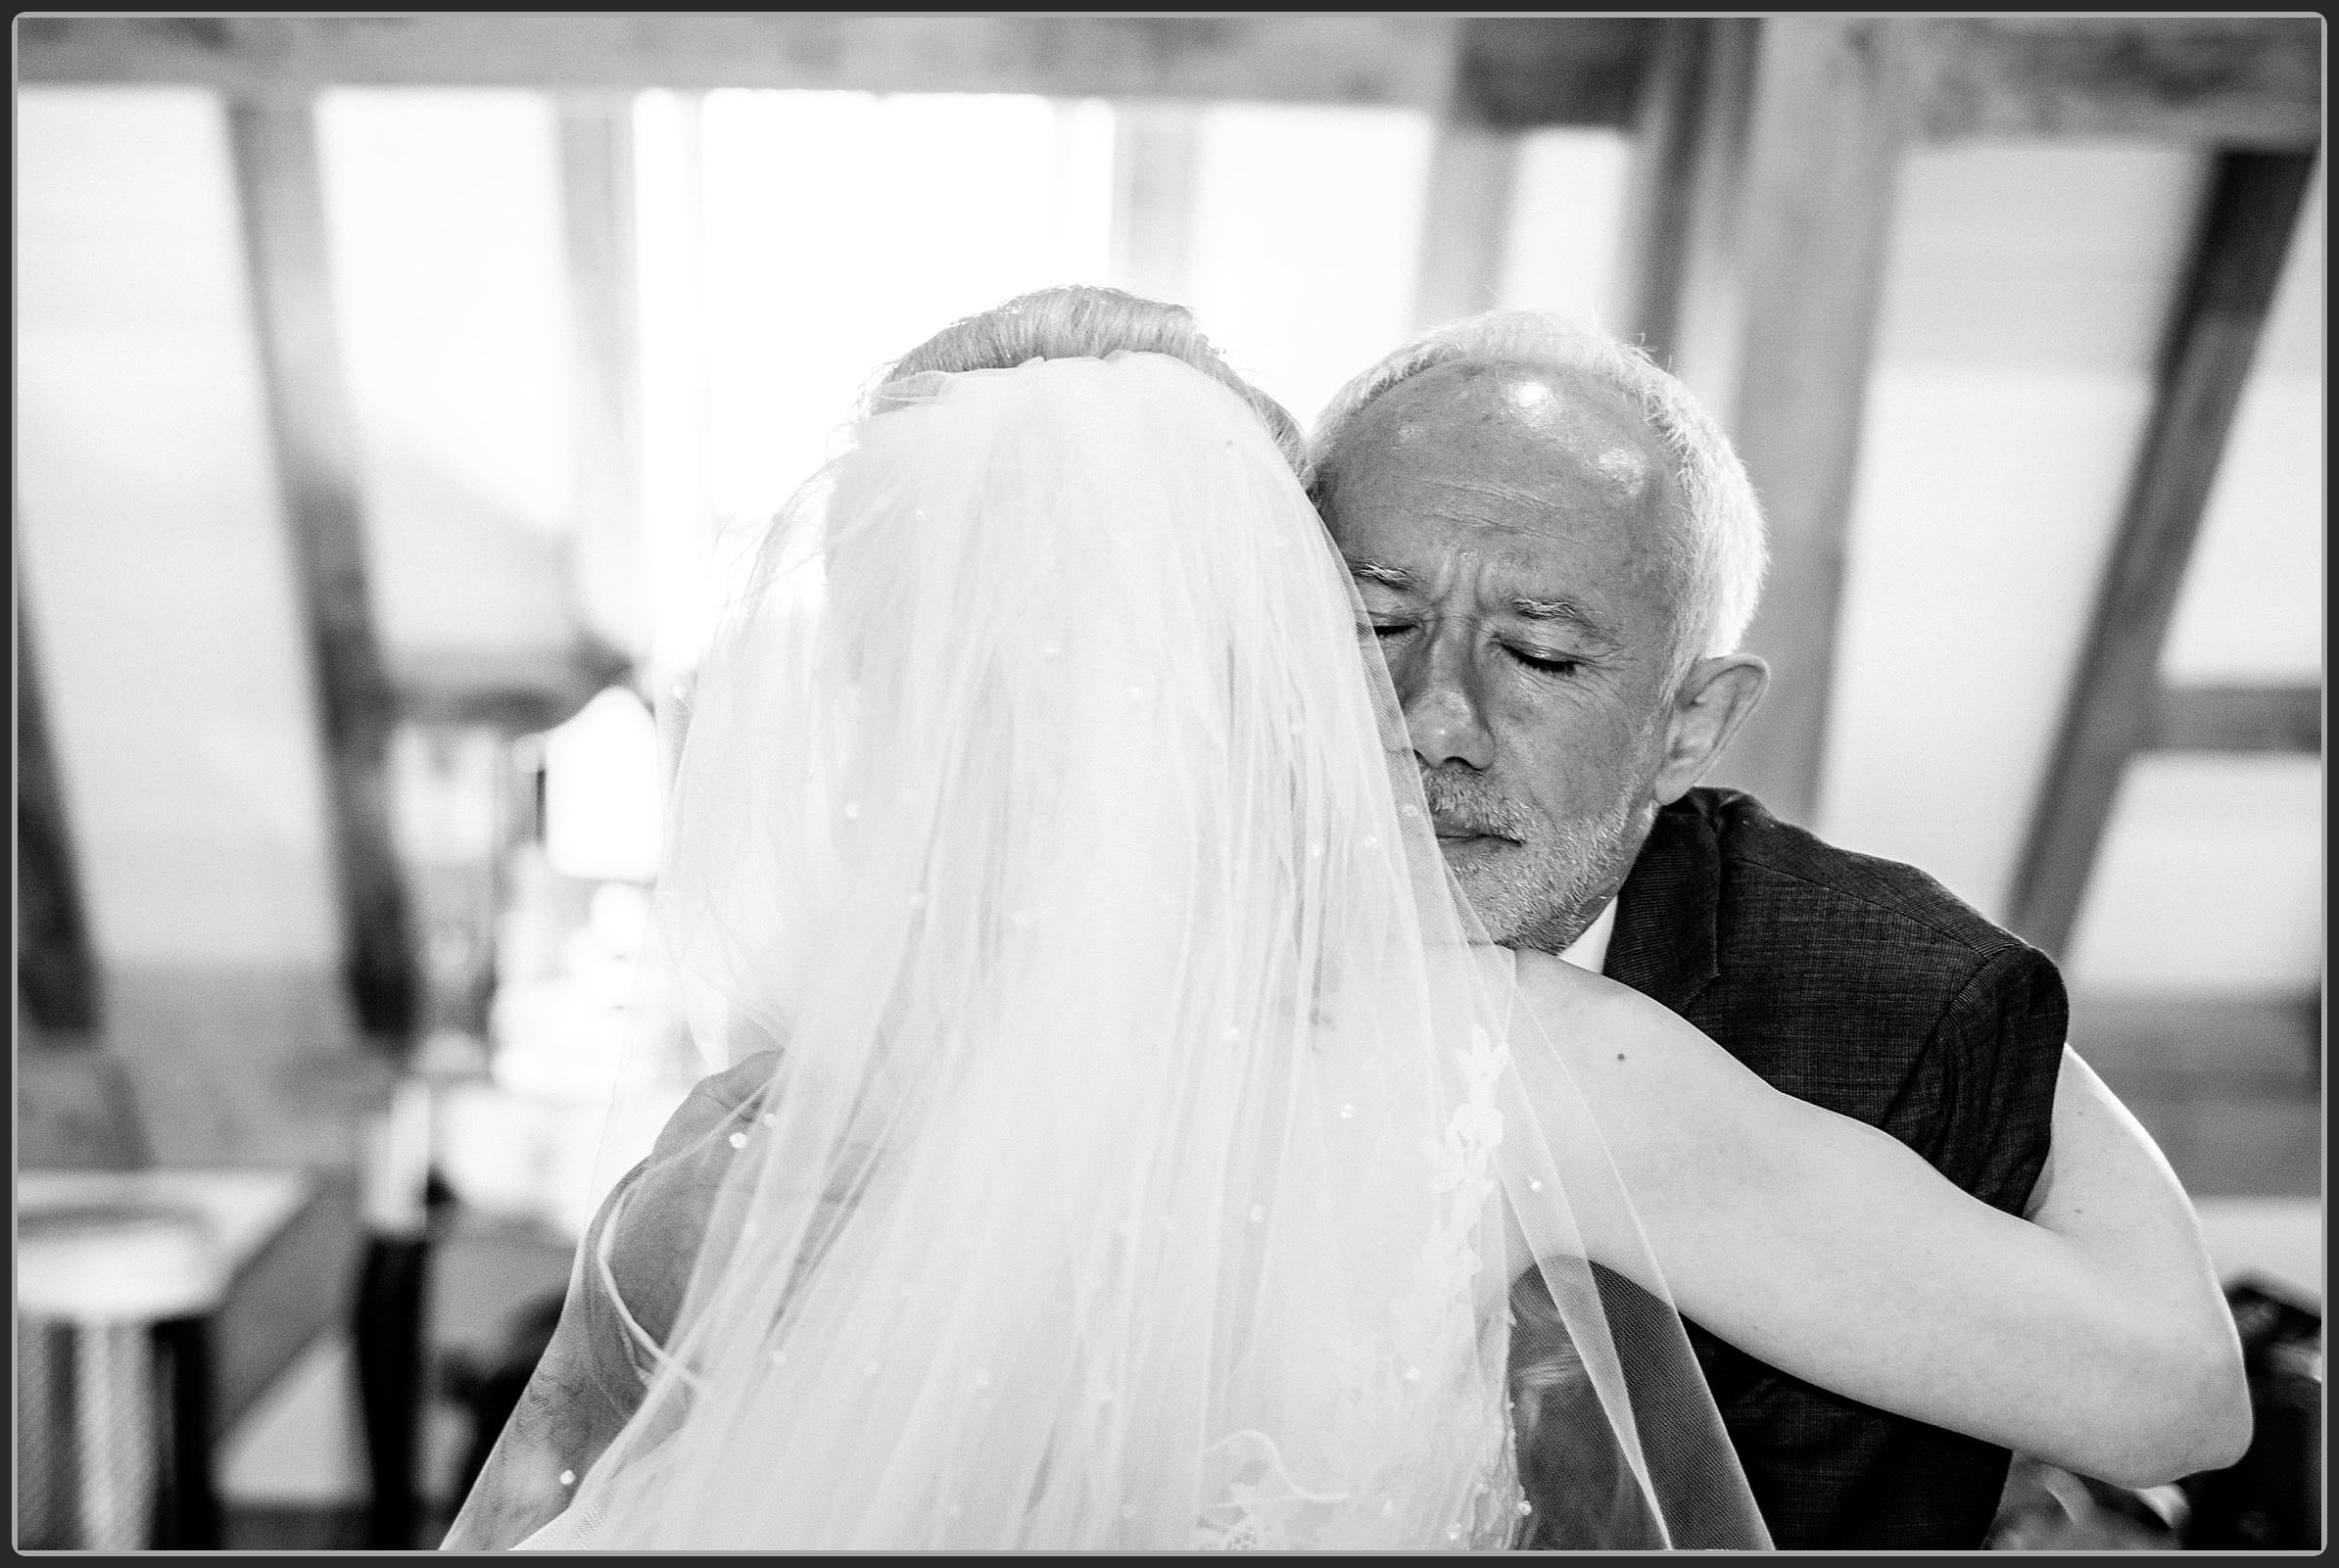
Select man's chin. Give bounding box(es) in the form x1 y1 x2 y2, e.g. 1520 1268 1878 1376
1440 837 1629 951
1439 848 1532 943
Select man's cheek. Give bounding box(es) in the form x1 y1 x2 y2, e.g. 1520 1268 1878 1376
1520 743 1611 831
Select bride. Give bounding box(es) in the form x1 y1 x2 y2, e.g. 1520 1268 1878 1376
443 288 2245 1551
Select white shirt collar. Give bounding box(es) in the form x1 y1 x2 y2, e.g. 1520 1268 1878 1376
1556 897 1619 975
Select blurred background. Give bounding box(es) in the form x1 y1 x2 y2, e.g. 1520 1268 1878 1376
13 15 2321 1553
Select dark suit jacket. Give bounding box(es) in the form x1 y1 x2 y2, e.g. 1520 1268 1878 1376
1514 786 2067 1550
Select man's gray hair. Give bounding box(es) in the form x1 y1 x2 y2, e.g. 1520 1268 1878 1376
1310 310 1768 672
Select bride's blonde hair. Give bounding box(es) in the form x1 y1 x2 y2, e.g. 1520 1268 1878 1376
874 284 1311 482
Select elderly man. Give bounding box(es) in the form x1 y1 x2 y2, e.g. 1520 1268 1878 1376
1307 310 2228 1549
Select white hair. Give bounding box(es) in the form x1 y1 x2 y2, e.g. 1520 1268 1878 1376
1310 310 1767 676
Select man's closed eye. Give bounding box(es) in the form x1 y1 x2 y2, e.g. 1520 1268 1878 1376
1504 644 1584 677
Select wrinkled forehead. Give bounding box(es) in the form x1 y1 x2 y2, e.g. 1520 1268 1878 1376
1321 360 1685 593
1331 358 1670 507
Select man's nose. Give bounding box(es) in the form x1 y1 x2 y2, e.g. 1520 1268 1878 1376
1399 626 1495 772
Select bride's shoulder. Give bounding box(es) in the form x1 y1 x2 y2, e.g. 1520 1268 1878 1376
1503 946 1627 1019
1498 949 1705 1076
1505 947 1570 983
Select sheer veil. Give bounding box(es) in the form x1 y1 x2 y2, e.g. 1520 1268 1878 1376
442 346 1770 1549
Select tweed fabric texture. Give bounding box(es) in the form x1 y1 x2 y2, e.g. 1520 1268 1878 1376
1518 787 2066 1550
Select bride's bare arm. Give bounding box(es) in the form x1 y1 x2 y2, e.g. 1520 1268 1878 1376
1509 951 2250 1490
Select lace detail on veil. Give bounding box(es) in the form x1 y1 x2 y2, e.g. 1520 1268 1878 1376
1194 1026 1522 1549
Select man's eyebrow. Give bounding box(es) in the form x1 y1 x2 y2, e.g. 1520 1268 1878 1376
1509 595 1618 643
1343 557 1413 592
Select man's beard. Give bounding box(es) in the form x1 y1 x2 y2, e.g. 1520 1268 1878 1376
1418 767 1646 950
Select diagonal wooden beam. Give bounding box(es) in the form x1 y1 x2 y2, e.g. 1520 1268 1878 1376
209 1172 362 1440
1109 104 1202 309
1410 121 1521 332
2152 683 2323 754
16 575 104 1037
2008 150 2318 956
226 99 419 1047
1658 17 1926 827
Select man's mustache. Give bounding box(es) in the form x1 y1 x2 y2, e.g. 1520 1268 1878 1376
1415 766 1533 841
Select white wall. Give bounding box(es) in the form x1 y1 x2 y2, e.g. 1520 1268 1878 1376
1499 127 1631 328
315 89 590 663
2065 164 2326 994
633 88 1119 672
2067 755 2322 989
17 88 342 973
1186 103 1435 429
2162 163 2323 684
1815 143 2322 995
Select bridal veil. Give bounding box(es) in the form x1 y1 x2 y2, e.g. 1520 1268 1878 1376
442 345 1770 1549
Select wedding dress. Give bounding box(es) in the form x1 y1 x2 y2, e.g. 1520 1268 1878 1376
440 352 1770 1550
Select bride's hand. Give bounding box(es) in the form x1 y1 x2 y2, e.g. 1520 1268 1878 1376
603 1050 785 1346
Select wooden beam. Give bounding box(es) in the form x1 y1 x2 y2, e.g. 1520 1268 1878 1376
17 15 1459 107
1670 18 1925 827
1109 104 1202 309
1410 123 1521 332
16 579 103 1036
1609 18 1760 368
2158 682 2325 758
22 15 2314 151
226 101 419 1047
211 1171 363 1439
19 1047 152 1167
2008 151 2317 956
391 643 633 736
559 94 651 666
1921 17 2322 150
1449 17 1660 130
2153 684 2322 754
632 88 719 662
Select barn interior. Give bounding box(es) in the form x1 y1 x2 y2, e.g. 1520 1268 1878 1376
14 15 2322 1552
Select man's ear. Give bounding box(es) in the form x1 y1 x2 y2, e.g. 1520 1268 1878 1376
1653 653 1769 805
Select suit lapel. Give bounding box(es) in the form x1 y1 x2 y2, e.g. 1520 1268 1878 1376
1606 792 1723 1011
